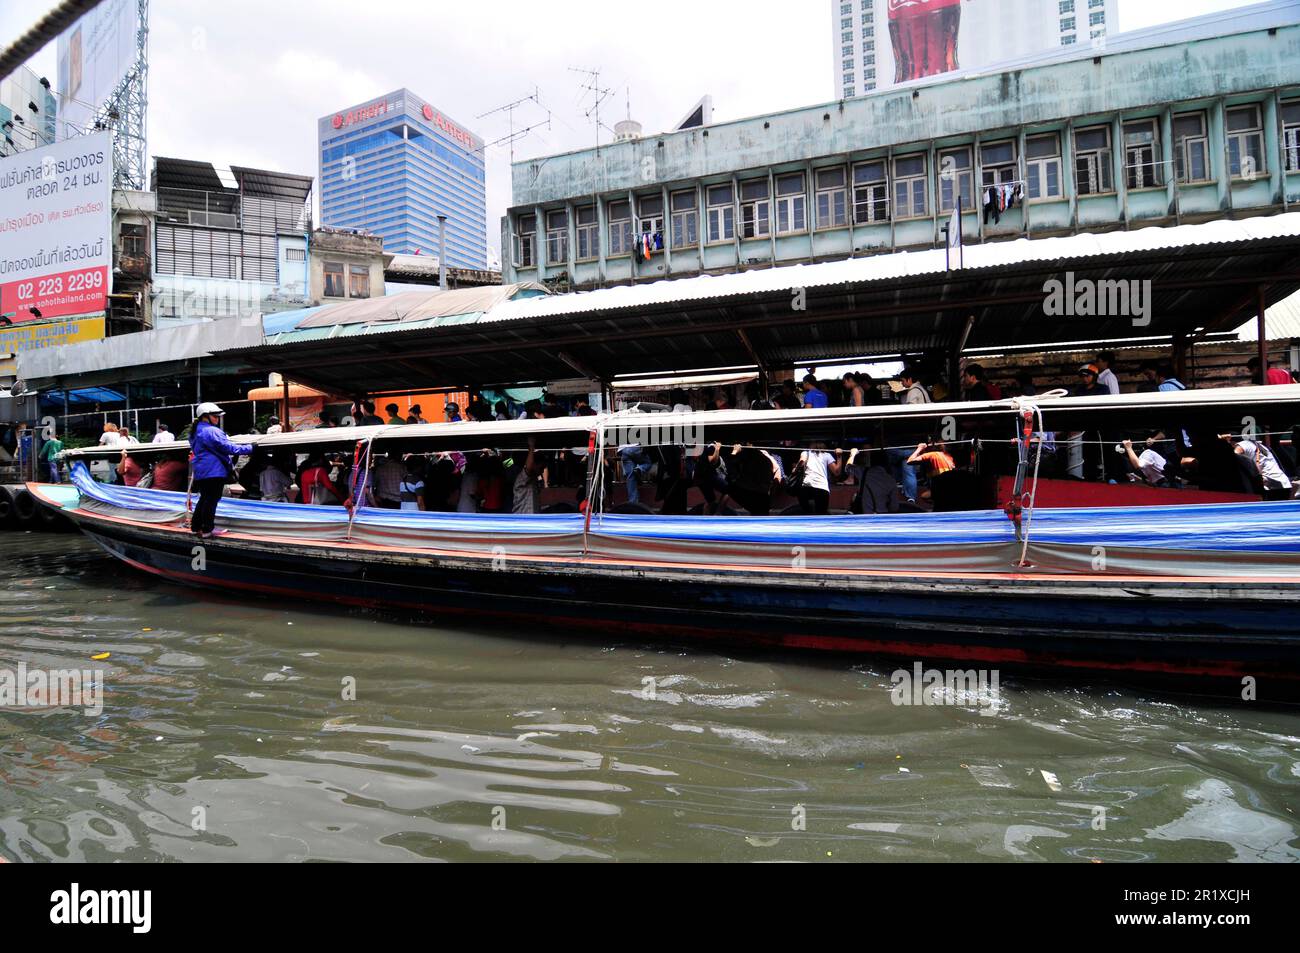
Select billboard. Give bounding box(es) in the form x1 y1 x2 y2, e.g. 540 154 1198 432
0 315 106 357
56 0 139 139
0 131 112 323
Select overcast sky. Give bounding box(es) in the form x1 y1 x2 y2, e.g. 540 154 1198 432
1 0 1270 261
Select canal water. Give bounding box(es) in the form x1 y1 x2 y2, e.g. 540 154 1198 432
1 533 1297 863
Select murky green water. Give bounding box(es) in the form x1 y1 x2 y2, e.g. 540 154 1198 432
1 533 1297 862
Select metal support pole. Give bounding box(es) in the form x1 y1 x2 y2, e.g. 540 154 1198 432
1257 284 1269 385
437 215 448 290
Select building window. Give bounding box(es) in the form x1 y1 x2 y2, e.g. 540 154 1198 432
1061 34 1076 45
323 261 345 297
739 179 771 239
670 190 698 248
892 154 927 218
842 30 852 42
546 209 568 265
1121 118 1162 188
842 44 853 57
1074 125 1113 195
1226 104 1266 178
348 264 370 299
852 160 889 223
1060 16 1075 31
1282 100 1300 173
1088 10 1104 25
1088 0 1103 6
120 222 148 258
575 205 598 261
607 200 633 256
844 87 856 98
843 73 855 86
1059 0 1074 12
841 2 851 13
776 173 807 234
284 246 307 262
841 16 851 29
706 183 735 243
938 146 974 212
638 194 664 248
980 140 1018 187
865 68 875 80
515 213 536 267
1025 133 1062 200
1172 112 1209 183
863 25 873 37
813 167 848 229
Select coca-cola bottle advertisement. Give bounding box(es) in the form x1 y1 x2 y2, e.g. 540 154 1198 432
887 0 963 84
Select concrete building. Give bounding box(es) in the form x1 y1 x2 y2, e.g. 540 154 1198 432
318 90 487 269
310 227 387 304
832 0 1118 99
0 65 57 157
150 157 313 327
109 187 156 333
503 1 1300 291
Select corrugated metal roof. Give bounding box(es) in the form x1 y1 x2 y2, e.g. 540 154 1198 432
1235 289 1300 341
487 214 1300 326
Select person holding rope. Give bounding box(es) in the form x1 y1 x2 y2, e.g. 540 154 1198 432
189 402 253 539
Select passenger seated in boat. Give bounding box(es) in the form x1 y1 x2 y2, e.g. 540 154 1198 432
300 455 344 505
1120 437 1169 487
693 441 727 513
508 439 545 514
151 451 188 493
1225 434 1294 500
116 448 145 487
425 454 460 511
794 443 844 515
399 456 427 511
258 454 293 503
372 453 405 509
905 441 956 504
721 443 780 516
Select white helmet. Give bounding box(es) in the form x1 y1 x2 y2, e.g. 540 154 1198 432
196 402 225 417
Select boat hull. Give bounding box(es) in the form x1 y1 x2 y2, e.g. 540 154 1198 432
70 508 1300 700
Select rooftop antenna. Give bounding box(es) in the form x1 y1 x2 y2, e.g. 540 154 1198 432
475 85 550 165
569 66 615 154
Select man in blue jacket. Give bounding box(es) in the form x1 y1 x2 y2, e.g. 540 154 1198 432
190 402 253 538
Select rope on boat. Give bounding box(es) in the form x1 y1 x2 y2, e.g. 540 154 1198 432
345 427 386 542
581 427 599 555
1017 402 1047 569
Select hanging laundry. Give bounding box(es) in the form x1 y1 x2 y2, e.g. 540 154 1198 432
983 185 1001 225
653 231 664 251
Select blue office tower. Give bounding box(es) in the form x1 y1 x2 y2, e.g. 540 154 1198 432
318 89 487 269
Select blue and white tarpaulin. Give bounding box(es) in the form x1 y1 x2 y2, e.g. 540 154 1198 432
65 463 1300 578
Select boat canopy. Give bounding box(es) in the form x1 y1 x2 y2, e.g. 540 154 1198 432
59 384 1300 457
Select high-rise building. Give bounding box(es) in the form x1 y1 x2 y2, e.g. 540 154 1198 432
318 90 487 269
832 0 1118 99
0 65 57 158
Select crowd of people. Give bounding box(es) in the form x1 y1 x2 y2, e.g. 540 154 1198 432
65 351 1300 519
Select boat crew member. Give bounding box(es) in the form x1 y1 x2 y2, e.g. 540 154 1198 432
190 402 253 538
